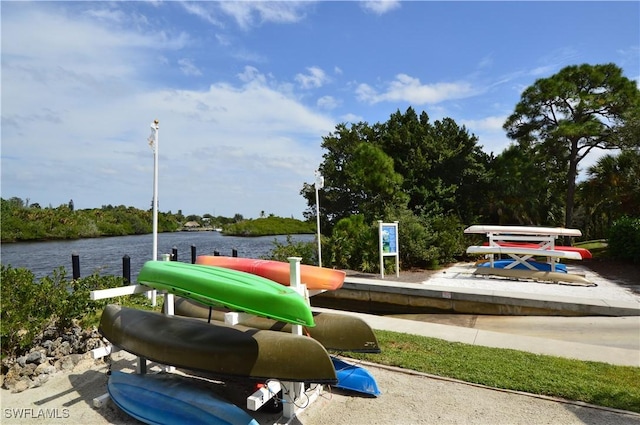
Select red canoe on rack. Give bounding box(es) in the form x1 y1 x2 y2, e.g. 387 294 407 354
195 256 346 291
482 242 592 259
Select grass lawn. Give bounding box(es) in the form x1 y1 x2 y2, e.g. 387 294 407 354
343 330 640 413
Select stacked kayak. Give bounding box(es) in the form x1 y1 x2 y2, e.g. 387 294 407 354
99 304 337 384
173 297 380 353
137 260 314 327
477 260 568 273
195 256 346 290
331 357 380 397
108 371 259 425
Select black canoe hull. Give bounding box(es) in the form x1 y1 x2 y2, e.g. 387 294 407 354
99 304 337 384
173 297 380 353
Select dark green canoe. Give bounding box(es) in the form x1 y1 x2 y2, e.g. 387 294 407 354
173 297 380 353
99 304 337 384
137 261 315 327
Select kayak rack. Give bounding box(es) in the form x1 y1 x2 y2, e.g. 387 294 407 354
89 256 324 424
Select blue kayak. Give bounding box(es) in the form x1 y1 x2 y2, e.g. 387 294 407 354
331 357 380 397
477 260 567 273
108 371 258 425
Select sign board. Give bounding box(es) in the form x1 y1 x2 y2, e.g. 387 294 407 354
378 221 399 278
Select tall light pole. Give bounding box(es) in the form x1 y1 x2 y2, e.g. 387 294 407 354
148 119 159 261
314 170 324 267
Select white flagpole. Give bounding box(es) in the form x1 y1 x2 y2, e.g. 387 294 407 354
148 119 159 261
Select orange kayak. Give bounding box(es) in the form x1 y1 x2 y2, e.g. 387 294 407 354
195 256 345 290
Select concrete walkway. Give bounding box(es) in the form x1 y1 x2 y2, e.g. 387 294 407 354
314 263 640 367
313 307 640 366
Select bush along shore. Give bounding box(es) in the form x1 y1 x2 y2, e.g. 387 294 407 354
0 265 156 393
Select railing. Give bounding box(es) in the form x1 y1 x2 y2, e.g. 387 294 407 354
70 246 239 281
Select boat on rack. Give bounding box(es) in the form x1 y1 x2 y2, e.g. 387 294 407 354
464 225 582 237
473 267 593 286
331 357 380 397
476 259 568 273
482 241 592 259
108 370 259 425
137 260 315 327
99 304 337 384
172 297 380 353
195 256 346 291
466 245 582 260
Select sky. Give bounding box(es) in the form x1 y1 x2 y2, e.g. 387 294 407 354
2 1 639 219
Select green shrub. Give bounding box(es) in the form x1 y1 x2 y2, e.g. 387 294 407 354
1 266 59 356
266 235 318 265
326 215 379 272
0 265 135 358
608 216 640 263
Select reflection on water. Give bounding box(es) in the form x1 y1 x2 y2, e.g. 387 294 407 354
1 232 315 280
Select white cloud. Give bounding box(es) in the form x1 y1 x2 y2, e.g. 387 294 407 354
317 96 340 110
360 1 401 15
178 58 202 76
356 74 477 105
461 116 511 155
218 1 311 30
295 67 329 89
181 2 225 27
462 116 508 133
340 113 365 124
1 3 336 218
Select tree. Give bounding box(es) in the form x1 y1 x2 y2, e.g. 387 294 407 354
379 108 490 223
576 149 640 239
302 108 491 232
486 144 565 225
503 63 640 232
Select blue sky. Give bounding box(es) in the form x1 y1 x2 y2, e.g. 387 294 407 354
2 1 639 219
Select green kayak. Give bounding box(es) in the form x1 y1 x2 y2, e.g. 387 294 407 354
137 261 315 327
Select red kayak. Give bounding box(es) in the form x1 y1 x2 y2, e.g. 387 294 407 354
482 242 592 259
195 256 345 290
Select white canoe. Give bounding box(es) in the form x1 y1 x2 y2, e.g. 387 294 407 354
464 225 582 237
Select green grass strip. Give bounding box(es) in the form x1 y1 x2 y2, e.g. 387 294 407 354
343 330 640 413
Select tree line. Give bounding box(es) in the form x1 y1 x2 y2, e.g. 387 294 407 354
300 63 640 270
0 199 272 243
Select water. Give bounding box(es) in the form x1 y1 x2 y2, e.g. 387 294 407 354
0 232 315 281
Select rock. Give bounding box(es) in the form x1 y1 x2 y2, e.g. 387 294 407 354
41 340 54 354
32 373 50 387
1 325 105 393
56 354 83 372
50 340 72 358
15 356 27 368
22 363 37 377
26 351 44 364
34 361 54 375
11 378 31 393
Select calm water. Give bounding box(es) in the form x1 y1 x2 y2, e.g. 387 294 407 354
0 232 315 281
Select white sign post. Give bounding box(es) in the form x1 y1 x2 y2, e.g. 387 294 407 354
378 220 399 279
314 171 324 267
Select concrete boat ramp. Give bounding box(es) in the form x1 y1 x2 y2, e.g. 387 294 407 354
312 262 640 317
311 262 640 367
